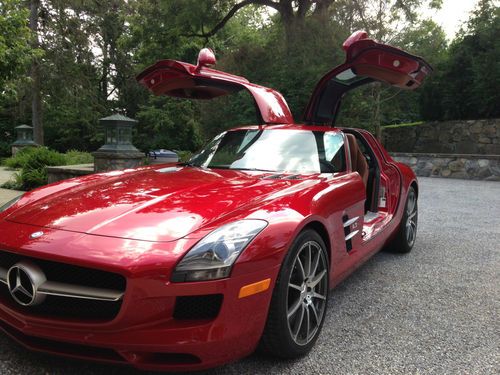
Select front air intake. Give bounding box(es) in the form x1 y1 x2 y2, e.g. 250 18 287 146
173 294 223 320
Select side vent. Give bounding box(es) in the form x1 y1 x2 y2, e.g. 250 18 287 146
342 215 359 252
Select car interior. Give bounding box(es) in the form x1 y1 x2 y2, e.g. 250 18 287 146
343 130 380 214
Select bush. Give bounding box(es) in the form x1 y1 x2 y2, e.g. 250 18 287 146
18 148 66 190
64 150 93 165
3 146 38 169
2 148 94 191
1 172 23 190
176 150 193 163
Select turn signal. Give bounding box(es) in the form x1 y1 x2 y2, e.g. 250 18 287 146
238 278 271 299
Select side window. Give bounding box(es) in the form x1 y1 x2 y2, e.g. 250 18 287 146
324 132 346 172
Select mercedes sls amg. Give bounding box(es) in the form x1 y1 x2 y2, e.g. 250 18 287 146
0 31 429 371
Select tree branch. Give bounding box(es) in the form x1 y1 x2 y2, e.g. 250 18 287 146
186 0 283 38
380 89 402 103
312 0 335 17
297 0 311 19
351 0 371 32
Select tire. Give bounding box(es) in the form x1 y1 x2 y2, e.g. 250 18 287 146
386 186 418 253
260 229 329 358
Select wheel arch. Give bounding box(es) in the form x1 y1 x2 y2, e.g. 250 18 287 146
301 221 331 263
410 180 418 198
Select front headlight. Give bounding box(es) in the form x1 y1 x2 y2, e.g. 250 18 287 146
0 195 23 213
172 219 268 282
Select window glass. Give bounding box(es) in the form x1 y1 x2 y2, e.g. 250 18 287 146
190 129 346 174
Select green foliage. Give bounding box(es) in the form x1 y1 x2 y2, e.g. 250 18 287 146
0 0 38 94
134 96 202 152
176 150 193 163
2 147 92 190
3 147 38 169
63 150 94 165
13 147 65 190
0 0 497 155
421 0 500 120
1 171 23 190
20 167 48 191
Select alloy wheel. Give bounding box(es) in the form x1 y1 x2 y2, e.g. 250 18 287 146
406 189 418 247
286 241 328 346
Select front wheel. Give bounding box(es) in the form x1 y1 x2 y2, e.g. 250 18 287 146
386 186 418 253
260 229 329 358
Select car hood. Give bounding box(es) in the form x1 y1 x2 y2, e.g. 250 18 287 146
6 167 312 242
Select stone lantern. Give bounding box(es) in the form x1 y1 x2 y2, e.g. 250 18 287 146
92 114 144 172
11 124 38 156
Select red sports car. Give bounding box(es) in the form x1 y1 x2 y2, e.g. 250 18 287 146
0 31 430 371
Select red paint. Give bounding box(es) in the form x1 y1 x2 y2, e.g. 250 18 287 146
195 48 216 71
0 32 425 371
342 30 368 51
304 31 432 124
136 58 293 125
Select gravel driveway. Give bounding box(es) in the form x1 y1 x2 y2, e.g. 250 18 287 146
1 177 498 374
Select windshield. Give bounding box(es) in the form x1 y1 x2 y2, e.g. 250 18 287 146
188 129 346 174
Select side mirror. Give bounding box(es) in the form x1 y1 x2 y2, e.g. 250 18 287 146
195 48 216 71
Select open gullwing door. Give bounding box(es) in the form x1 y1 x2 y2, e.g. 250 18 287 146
137 48 293 125
303 31 433 125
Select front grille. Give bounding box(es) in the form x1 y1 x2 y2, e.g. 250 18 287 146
0 250 126 322
173 294 223 320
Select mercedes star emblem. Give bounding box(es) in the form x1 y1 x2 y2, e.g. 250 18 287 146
7 262 47 306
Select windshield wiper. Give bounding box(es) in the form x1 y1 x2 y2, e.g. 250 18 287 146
230 167 278 172
179 161 197 167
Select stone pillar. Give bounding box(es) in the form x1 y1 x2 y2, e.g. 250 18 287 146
92 114 144 172
11 124 38 156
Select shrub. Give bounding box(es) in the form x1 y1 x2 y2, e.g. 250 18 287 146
176 150 193 163
1 172 23 190
3 146 38 169
64 150 93 165
2 147 65 190
19 148 66 190
2 148 94 191
20 167 48 190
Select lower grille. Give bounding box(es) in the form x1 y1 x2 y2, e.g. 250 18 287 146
0 250 126 322
0 319 125 363
0 319 202 366
173 294 223 320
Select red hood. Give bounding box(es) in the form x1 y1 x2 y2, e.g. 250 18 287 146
6 167 314 242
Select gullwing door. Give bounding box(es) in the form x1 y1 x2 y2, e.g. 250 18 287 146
303 31 432 125
137 48 294 125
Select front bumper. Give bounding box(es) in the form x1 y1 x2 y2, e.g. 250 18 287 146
0 221 282 371
0 267 277 371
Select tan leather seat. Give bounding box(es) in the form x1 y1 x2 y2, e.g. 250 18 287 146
346 134 369 186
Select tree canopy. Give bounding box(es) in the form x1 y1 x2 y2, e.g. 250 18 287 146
0 0 498 156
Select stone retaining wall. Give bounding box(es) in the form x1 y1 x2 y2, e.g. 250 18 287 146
383 119 499 155
391 153 500 181
46 164 94 184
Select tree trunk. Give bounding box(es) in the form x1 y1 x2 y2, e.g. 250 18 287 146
30 0 43 145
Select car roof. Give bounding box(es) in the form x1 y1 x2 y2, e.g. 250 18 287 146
227 124 345 133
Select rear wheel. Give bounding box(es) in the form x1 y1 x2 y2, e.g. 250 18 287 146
260 230 329 358
386 186 418 253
